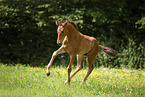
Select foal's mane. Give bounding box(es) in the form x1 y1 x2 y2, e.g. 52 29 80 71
60 19 79 31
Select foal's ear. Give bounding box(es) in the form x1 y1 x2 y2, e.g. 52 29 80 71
56 21 59 25
62 21 68 26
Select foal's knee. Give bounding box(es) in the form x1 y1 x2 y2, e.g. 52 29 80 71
67 67 72 73
52 51 57 58
78 65 83 70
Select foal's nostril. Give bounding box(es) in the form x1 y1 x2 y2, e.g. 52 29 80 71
58 42 62 46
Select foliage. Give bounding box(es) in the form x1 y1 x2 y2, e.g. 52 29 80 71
0 0 145 68
136 17 145 29
0 0 58 65
1 64 145 97
94 38 145 69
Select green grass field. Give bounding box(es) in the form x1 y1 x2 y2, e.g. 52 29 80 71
0 64 145 97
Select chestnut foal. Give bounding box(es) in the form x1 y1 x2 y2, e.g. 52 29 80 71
46 20 117 84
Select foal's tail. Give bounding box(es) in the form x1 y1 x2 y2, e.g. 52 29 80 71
99 45 117 58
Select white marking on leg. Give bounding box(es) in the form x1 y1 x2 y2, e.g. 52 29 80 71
46 46 66 74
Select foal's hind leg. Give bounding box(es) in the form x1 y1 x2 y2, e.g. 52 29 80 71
83 56 95 82
46 46 66 76
83 45 99 83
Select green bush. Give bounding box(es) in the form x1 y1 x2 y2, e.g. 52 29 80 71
0 0 144 68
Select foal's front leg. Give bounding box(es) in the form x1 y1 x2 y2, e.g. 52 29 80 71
69 55 84 81
65 54 76 85
46 46 66 76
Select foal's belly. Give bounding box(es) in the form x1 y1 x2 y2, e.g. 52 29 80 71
77 43 92 55
77 36 95 55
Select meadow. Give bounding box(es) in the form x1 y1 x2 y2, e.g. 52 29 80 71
0 64 145 97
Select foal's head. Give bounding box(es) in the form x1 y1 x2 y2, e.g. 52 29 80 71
56 20 68 45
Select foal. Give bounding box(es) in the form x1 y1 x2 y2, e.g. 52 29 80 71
46 20 117 84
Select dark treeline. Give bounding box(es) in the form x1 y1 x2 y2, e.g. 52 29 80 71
0 0 145 68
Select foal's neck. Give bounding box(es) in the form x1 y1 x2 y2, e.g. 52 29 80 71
67 23 80 42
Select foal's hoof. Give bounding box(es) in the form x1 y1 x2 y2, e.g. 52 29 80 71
46 72 50 76
64 80 70 85
64 80 68 84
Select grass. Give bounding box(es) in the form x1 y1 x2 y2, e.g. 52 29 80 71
0 63 145 97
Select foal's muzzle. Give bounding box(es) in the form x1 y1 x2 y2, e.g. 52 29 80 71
57 42 62 46
58 43 62 46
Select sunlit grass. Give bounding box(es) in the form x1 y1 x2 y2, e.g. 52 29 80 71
0 64 145 97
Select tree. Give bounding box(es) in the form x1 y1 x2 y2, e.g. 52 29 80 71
0 0 144 68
